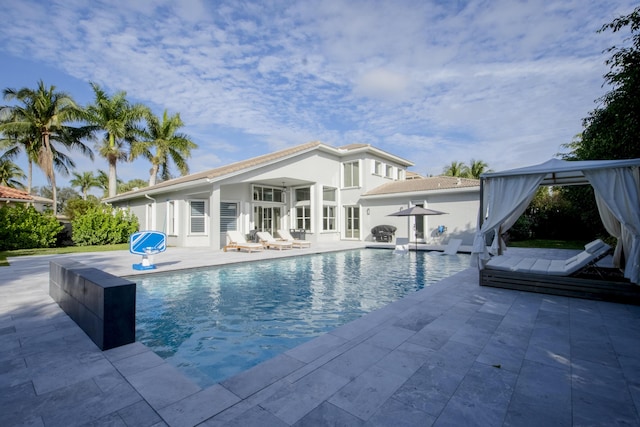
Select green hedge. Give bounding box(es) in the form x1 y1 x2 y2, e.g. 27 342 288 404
0 205 64 251
72 205 139 246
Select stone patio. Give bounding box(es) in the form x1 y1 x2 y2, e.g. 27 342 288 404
1 244 639 426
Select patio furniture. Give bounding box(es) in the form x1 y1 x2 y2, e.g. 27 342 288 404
224 230 264 253
277 229 311 248
371 225 397 242
257 231 293 250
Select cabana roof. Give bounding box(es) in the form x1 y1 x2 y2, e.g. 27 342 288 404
480 158 640 186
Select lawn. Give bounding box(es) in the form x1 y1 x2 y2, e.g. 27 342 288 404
0 243 129 267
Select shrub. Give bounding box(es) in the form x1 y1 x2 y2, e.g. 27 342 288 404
64 197 101 220
71 205 139 246
0 205 64 250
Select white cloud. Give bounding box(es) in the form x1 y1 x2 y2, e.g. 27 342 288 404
0 0 637 188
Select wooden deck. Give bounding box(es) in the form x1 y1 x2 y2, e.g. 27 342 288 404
480 268 640 305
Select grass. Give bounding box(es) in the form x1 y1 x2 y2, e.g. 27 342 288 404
0 243 129 267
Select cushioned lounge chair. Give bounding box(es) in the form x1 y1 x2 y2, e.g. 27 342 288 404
224 230 264 253
257 231 293 250
485 239 611 276
277 229 311 248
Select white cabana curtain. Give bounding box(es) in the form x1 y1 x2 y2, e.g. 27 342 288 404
471 174 545 268
584 167 640 284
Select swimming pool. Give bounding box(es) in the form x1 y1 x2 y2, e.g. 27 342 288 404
134 249 470 387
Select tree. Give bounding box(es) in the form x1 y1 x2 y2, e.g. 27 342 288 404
563 6 640 160
84 83 148 198
130 110 197 186
1 81 93 211
468 159 491 179
118 178 148 193
442 161 469 177
70 171 99 200
0 152 26 189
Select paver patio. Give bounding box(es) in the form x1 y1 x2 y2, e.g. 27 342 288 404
1 244 639 426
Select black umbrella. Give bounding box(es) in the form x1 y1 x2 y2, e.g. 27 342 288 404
388 206 447 251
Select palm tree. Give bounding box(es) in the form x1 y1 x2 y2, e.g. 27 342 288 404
70 171 99 200
468 159 491 179
0 152 26 189
442 161 470 178
1 80 93 211
84 83 148 197
131 110 197 186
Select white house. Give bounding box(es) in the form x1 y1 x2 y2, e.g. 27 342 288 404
104 141 480 249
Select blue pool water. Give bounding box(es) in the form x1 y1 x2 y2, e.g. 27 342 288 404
134 249 470 387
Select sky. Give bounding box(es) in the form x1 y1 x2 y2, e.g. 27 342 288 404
0 0 637 191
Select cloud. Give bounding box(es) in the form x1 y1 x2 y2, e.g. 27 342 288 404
0 0 637 189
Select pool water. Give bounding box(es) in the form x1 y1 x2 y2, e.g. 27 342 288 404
134 249 470 387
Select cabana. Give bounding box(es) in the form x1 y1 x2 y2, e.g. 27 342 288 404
471 158 640 302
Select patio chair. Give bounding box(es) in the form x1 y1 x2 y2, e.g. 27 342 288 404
485 239 612 276
277 229 311 248
224 230 264 253
257 231 293 250
441 238 463 255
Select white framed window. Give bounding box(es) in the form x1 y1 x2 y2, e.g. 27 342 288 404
295 186 312 231
252 185 285 203
189 200 207 234
323 186 337 231
323 206 336 231
374 161 382 175
343 161 360 188
167 200 177 235
296 206 311 230
220 202 237 233
385 164 393 178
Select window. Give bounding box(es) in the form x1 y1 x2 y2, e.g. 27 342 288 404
220 202 237 233
374 161 382 175
295 186 312 231
253 185 284 203
323 187 336 202
295 187 311 202
397 168 403 180
385 164 393 178
189 200 206 234
323 206 336 230
296 206 311 230
167 200 177 235
323 186 337 231
343 161 359 187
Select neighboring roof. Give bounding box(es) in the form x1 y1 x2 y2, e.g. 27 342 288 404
0 185 32 201
363 176 479 196
0 185 53 204
481 158 640 186
105 141 414 202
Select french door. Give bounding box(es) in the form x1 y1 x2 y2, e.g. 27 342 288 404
254 205 282 235
345 206 360 239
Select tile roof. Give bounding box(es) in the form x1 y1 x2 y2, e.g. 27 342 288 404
363 176 480 196
0 185 33 201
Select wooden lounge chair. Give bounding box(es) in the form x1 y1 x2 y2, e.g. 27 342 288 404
277 229 311 248
224 230 264 253
257 231 293 250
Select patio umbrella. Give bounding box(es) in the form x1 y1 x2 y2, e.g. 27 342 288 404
388 206 447 251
